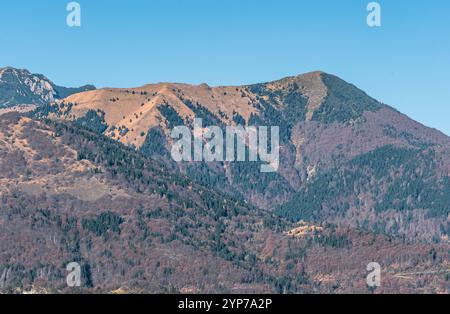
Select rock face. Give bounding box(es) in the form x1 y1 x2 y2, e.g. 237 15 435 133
39 71 450 241
0 67 95 108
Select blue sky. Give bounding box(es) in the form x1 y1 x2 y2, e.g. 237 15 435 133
1 0 449 134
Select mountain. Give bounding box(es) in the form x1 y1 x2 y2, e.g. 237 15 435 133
0 67 95 108
0 112 448 293
1 69 449 293
38 71 450 241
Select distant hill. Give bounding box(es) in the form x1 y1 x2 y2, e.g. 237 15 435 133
0 67 95 108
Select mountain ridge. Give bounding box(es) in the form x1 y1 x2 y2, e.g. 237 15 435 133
30 69 450 241
53 71 394 147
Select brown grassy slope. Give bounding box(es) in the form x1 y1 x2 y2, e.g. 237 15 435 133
58 72 331 147
57 71 450 174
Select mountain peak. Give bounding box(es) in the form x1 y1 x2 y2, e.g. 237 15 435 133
0 66 95 108
297 70 325 77
0 66 32 77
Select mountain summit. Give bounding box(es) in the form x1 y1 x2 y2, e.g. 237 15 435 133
0 67 95 108
54 71 385 148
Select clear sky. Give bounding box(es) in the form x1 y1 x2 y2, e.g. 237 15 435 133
1 0 449 134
